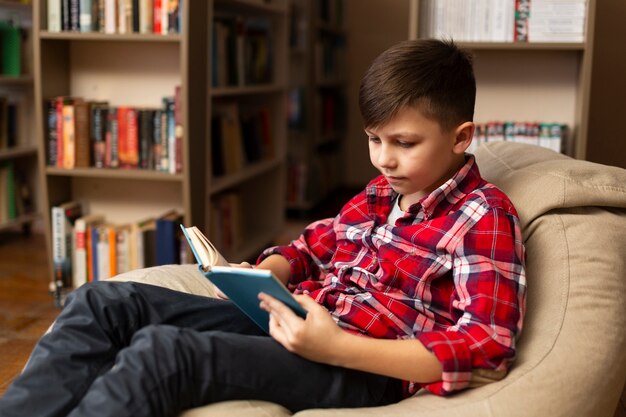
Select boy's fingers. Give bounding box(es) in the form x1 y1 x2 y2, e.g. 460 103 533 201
259 293 303 328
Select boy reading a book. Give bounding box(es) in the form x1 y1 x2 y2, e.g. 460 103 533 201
0 39 526 417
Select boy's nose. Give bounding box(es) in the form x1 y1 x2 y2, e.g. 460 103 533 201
377 146 397 169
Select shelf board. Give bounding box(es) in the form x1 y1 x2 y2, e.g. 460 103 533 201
210 158 282 195
0 212 39 232
211 84 285 97
215 0 287 14
46 167 184 181
0 145 37 160
458 41 585 51
39 32 183 42
0 75 33 85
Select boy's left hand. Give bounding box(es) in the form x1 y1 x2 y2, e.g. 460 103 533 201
258 292 345 365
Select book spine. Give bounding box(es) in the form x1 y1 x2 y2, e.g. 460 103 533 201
97 226 110 280
165 97 176 174
153 0 162 34
79 0 93 32
174 85 182 173
104 0 116 34
70 0 81 31
117 106 128 167
48 0 62 32
125 108 137 168
62 100 76 169
61 0 71 31
152 109 162 170
139 0 153 33
91 104 106 168
159 105 168 172
51 206 66 288
514 0 530 42
73 219 88 288
55 97 64 167
74 99 90 168
132 0 140 33
47 99 58 166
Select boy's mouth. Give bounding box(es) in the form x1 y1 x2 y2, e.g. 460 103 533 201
385 175 405 183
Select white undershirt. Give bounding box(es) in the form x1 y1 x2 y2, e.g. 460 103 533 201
386 196 406 225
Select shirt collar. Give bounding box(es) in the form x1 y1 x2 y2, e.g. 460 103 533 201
367 154 483 222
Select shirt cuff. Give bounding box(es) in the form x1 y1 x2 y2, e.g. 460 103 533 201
416 331 473 395
257 245 308 289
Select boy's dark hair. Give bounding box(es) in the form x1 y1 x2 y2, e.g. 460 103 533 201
359 39 475 132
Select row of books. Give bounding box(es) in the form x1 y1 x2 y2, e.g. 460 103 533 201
318 90 346 137
419 0 586 43
209 192 242 256
287 150 339 207
468 121 567 153
211 102 274 177
45 87 182 173
0 161 33 224
316 35 346 83
47 0 183 34
51 200 186 290
212 15 273 88
0 97 18 149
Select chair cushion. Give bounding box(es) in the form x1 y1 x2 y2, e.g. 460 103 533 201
473 141 626 228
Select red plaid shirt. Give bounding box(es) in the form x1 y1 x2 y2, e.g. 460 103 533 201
259 155 526 397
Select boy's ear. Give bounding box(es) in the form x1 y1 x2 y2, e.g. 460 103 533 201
452 122 475 154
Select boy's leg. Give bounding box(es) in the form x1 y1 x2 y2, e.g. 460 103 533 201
67 325 403 417
0 282 264 417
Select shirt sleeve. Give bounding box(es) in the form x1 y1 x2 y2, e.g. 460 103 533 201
257 216 338 291
416 207 527 395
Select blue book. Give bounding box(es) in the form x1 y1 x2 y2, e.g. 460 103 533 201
180 225 307 334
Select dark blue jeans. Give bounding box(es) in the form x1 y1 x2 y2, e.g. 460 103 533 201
0 282 402 417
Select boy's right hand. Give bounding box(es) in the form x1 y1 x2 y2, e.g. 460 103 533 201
213 262 254 300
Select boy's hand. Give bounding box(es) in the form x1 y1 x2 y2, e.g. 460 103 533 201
213 262 254 300
258 292 346 365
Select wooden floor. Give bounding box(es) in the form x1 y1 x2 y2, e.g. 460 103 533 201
0 231 59 397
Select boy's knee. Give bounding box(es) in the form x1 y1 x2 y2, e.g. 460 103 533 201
66 281 136 307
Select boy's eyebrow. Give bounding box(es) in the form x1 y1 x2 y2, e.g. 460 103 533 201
364 129 423 140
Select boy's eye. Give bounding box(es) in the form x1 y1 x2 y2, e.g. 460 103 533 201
368 136 381 143
397 140 415 148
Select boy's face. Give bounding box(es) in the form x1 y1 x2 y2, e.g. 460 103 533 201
366 106 472 210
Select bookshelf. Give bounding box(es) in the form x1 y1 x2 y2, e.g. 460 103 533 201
286 0 346 214
0 0 40 234
207 0 288 262
408 0 626 168
33 1 210 297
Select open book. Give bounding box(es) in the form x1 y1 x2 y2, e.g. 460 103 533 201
180 225 307 333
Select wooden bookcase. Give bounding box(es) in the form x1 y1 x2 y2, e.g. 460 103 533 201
206 0 288 261
286 0 346 214
408 0 626 168
33 0 288 293
0 0 40 233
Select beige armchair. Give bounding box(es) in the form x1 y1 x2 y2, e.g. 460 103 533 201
114 141 626 417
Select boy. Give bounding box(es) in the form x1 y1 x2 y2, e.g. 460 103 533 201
0 39 526 417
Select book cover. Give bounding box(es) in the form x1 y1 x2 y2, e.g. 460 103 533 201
74 98 90 168
62 99 75 169
180 225 307 334
51 201 83 288
73 213 104 288
155 210 182 265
